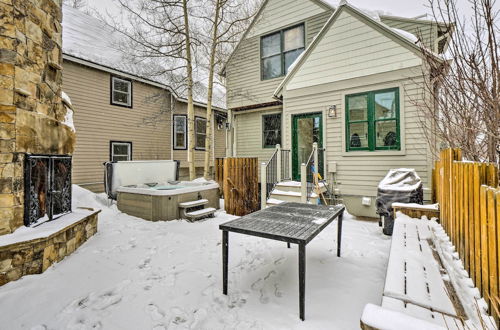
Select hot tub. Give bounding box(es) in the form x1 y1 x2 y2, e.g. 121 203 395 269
116 181 220 221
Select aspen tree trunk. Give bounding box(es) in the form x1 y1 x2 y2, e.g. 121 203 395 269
203 0 221 179
182 0 196 180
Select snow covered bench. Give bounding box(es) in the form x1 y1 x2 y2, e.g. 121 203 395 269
391 202 440 221
361 214 467 330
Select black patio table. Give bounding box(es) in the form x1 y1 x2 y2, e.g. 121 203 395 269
219 202 345 321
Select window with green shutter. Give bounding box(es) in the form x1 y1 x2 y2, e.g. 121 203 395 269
346 88 400 152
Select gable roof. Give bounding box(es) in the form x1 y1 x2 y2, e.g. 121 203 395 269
273 1 443 98
220 0 332 76
62 5 226 110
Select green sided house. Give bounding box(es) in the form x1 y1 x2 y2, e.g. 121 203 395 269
223 0 452 217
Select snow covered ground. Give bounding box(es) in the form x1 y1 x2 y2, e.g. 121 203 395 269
0 186 391 330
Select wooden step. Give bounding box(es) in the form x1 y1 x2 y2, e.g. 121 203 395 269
179 199 208 208
266 198 285 206
275 181 327 193
270 190 319 203
185 207 216 221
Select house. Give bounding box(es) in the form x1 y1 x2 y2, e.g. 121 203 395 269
61 5 227 192
223 0 452 217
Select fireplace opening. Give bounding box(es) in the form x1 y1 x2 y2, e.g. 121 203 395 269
24 154 72 227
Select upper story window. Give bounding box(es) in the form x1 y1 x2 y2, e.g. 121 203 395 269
195 117 207 150
110 141 132 161
346 88 400 152
111 76 132 107
262 113 282 148
173 115 187 150
261 24 305 80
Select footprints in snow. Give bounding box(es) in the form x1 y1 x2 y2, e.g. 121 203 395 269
250 270 282 304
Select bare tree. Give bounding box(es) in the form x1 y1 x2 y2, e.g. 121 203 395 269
63 0 86 9
109 0 202 179
199 0 257 178
417 0 499 164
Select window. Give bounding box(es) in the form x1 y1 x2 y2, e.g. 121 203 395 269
261 24 305 80
262 113 282 148
195 117 207 150
110 141 132 162
346 88 400 151
111 76 132 107
173 115 187 150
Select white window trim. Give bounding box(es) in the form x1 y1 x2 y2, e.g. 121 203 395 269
195 117 207 150
173 115 187 150
111 142 132 162
111 76 132 107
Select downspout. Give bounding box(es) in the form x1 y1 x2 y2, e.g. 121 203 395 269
170 93 174 161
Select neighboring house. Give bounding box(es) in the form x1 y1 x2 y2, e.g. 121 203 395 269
61 6 227 192
223 0 452 217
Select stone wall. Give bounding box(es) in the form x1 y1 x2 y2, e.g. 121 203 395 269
0 0 75 235
0 209 99 286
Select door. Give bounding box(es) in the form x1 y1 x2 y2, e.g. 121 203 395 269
292 113 323 180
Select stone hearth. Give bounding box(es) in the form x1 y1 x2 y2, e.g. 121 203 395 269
0 208 99 286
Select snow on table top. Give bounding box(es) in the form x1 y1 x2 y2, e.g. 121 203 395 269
0 208 99 248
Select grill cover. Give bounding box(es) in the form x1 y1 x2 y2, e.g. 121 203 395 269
376 168 423 235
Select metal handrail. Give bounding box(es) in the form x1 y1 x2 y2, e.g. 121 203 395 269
264 148 279 200
305 148 315 202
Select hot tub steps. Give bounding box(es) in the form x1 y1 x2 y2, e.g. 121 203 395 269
179 199 209 208
179 199 215 221
185 207 216 221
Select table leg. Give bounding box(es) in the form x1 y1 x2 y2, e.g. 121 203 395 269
337 211 344 257
287 242 291 249
299 243 306 321
223 230 228 295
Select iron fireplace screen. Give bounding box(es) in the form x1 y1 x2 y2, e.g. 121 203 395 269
24 154 72 227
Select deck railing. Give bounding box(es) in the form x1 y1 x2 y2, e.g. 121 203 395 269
281 148 291 181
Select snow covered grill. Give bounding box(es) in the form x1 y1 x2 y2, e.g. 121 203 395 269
24 154 72 227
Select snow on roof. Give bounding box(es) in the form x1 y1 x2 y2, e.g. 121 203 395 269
62 5 226 109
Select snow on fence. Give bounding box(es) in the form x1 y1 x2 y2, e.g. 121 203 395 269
220 157 259 216
433 148 500 324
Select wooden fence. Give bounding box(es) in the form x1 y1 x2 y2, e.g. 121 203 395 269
433 148 500 322
218 157 259 216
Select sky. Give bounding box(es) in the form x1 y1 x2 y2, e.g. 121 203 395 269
82 0 477 22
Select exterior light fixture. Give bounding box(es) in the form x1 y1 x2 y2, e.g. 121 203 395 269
328 105 337 118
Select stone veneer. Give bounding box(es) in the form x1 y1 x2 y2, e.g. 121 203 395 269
0 208 99 286
0 0 75 235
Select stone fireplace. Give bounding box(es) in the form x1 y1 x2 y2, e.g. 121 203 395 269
0 0 99 286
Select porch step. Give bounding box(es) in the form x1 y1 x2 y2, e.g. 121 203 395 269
275 181 327 193
266 198 285 206
270 189 319 203
179 199 208 208
185 207 216 221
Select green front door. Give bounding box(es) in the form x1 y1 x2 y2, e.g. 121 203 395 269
292 113 323 180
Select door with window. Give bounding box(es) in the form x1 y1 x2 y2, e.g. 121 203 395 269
292 113 323 180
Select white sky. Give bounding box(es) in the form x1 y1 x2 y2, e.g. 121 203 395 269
83 0 476 21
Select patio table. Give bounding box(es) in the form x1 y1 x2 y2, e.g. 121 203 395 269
219 202 345 321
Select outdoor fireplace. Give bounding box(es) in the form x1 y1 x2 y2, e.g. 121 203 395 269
24 154 72 227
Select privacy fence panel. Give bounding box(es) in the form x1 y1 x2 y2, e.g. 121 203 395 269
433 148 500 324
221 158 259 216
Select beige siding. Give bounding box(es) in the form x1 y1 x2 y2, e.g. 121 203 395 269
246 0 326 38
233 107 283 177
381 16 439 52
226 7 332 109
287 10 422 90
172 101 224 168
63 60 172 192
283 68 432 200
64 60 226 191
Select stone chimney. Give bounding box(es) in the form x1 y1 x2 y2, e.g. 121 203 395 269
0 0 75 235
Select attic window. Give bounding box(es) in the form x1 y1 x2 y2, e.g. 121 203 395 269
111 76 132 107
261 24 305 80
